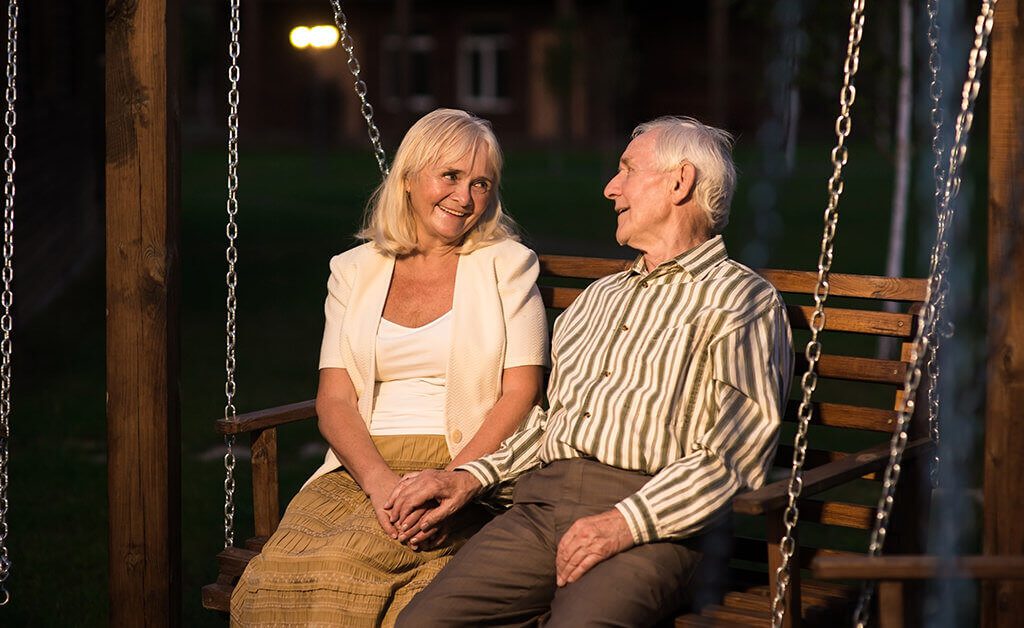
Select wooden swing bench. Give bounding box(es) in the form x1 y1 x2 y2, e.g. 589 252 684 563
202 253 933 627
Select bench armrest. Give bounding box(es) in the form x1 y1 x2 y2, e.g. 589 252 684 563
214 399 317 435
733 437 933 516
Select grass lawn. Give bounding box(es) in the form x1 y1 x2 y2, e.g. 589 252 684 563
2 139 989 625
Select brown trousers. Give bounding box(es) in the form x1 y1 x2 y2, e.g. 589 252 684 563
397 458 726 627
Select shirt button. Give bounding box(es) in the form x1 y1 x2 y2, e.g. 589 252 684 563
602 370 611 377
640 281 649 288
620 323 629 331
451 429 463 444
583 412 591 419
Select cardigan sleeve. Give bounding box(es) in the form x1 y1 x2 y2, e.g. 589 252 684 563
318 252 355 369
495 242 550 369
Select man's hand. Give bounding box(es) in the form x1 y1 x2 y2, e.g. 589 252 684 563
555 508 635 586
384 469 483 541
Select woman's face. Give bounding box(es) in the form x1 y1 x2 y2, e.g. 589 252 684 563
405 143 495 250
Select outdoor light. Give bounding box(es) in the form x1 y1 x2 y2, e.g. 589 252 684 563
290 25 339 50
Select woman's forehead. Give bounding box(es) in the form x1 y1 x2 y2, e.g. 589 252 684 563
433 142 496 174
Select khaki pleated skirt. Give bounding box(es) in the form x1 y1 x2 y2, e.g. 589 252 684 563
230 435 490 627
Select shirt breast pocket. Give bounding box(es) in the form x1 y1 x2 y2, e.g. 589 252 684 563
638 323 697 375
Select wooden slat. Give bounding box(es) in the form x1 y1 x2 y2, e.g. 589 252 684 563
785 305 915 337
216 399 317 435
245 535 270 552
201 583 232 612
699 604 770 626
734 438 933 515
812 555 1024 580
723 589 850 614
795 354 907 385
774 447 857 471
538 296 918 339
733 538 854 571
539 285 584 310
539 254 632 279
216 546 259 578
794 500 874 530
674 616 731 627
783 400 897 432
758 270 927 302
746 580 854 602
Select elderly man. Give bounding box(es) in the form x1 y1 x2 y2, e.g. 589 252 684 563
388 117 793 627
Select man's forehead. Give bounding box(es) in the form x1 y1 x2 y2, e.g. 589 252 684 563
620 131 658 164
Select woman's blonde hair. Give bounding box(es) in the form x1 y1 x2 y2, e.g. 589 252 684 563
357 108 519 255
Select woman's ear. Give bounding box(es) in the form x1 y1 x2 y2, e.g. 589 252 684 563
671 161 697 205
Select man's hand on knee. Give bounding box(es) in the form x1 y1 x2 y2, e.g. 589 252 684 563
384 469 483 541
555 508 635 586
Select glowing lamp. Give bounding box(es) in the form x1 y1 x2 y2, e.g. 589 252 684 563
290 25 339 50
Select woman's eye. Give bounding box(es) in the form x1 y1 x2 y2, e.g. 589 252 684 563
442 173 457 182
473 181 490 191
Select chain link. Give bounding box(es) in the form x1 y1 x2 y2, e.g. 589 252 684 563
852 2 998 626
0 0 15 607
924 0 949 489
327 1 389 177
222 0 241 550
769 2 866 626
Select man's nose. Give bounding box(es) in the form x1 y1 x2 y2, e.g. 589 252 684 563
604 173 621 200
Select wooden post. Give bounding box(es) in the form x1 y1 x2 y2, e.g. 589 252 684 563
106 1 182 625
250 428 281 539
984 0 1024 626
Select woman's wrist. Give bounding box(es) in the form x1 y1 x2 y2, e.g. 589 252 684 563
362 465 398 498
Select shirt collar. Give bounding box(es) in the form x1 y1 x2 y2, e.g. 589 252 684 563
628 235 729 281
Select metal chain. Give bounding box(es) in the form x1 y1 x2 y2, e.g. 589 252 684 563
222 0 241 550
770 2 867 626
852 2 998 626
327 0 389 177
0 0 15 608
923 0 949 489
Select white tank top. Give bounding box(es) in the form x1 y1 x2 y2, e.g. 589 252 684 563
368 311 451 435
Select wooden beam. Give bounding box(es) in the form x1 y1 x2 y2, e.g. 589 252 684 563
105 1 181 625
985 1 1024 627
813 555 1024 581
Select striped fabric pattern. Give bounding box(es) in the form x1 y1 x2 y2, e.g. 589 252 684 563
460 236 793 544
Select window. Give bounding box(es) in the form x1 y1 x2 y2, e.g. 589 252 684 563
382 35 436 112
458 35 512 113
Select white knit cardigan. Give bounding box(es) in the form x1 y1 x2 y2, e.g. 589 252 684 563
308 238 549 484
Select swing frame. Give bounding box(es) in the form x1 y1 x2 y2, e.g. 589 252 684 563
103 0 1024 625
200 260 934 628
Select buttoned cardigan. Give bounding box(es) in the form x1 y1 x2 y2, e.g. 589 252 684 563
308 238 549 484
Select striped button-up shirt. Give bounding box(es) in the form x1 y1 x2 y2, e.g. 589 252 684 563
460 236 793 543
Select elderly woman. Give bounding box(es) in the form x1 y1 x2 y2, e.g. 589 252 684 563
230 109 549 626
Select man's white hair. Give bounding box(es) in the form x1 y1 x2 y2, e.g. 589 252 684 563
632 116 737 235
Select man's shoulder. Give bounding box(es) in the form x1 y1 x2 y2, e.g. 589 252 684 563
710 258 782 305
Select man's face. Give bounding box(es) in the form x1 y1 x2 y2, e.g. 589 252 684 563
603 131 675 250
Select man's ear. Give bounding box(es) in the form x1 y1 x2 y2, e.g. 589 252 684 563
671 162 697 205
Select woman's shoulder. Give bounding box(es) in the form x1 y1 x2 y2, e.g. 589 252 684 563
328 241 386 273
468 238 537 265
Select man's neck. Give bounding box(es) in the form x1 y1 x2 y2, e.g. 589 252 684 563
641 234 712 272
